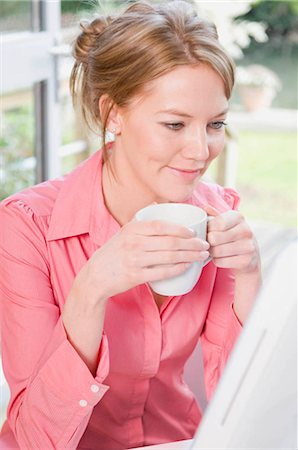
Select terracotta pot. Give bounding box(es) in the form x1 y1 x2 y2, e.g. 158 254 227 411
238 85 277 112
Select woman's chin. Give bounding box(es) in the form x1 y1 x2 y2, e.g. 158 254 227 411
159 190 195 204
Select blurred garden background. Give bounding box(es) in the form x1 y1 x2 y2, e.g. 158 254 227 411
0 0 297 428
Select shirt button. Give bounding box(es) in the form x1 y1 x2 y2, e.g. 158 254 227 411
79 399 88 407
90 384 100 393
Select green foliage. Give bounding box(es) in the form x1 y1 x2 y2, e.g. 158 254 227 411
0 1 30 17
234 0 298 50
233 1 297 110
0 104 35 200
61 0 96 14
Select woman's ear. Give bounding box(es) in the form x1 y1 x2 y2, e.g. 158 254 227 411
99 94 122 135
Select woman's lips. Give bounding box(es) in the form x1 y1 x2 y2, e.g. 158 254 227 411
167 166 201 181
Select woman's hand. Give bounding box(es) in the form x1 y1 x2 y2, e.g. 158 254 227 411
83 219 210 301
204 205 260 275
64 219 208 372
204 205 262 324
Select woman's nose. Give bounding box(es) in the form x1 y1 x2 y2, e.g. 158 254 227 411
183 129 209 161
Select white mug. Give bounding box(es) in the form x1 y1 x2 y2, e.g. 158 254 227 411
135 203 212 296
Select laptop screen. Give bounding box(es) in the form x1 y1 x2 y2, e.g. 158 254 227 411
191 239 297 449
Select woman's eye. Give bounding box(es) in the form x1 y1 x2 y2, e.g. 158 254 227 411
209 121 227 130
165 122 184 131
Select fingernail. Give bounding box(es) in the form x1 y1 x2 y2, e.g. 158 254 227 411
203 241 210 250
200 251 210 260
188 228 197 236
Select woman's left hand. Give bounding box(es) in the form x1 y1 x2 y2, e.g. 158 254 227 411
204 205 261 324
204 205 261 276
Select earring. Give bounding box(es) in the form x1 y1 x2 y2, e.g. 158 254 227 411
110 128 117 134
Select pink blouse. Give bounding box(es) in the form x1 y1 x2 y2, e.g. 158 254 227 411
0 150 242 449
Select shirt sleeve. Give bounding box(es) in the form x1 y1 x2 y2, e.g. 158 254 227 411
199 184 242 401
200 267 242 401
0 200 110 449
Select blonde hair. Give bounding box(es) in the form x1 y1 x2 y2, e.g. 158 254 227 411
70 0 235 155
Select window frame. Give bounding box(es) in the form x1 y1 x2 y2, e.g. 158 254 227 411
1 0 62 182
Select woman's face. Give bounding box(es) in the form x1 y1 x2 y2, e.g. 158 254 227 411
112 64 229 204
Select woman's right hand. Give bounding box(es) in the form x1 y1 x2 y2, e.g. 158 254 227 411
63 219 209 374
79 219 210 302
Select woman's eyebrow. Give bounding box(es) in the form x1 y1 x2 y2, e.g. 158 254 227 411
215 107 229 116
155 107 229 118
155 109 193 118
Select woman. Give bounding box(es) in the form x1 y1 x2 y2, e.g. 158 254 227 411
0 1 261 449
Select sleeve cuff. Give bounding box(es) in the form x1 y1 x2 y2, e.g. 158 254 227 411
37 318 110 407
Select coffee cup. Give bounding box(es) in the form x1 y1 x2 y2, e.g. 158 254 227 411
135 203 212 296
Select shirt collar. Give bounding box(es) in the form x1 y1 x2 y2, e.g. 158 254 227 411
47 150 120 244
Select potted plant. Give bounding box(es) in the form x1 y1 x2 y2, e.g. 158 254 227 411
236 64 282 112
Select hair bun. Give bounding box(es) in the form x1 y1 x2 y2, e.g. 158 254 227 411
73 16 112 64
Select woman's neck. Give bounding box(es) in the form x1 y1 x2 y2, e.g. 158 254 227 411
102 148 154 226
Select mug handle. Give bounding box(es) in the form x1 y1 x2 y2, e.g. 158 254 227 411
203 215 214 267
